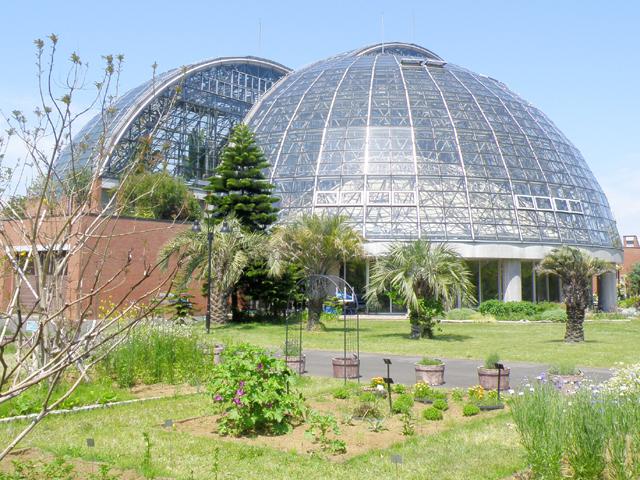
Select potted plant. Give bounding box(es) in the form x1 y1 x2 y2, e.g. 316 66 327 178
331 354 359 379
415 357 445 385
468 385 504 410
283 341 305 374
547 362 583 394
477 353 510 390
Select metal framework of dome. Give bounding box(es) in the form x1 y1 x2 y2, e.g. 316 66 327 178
245 42 620 253
57 56 290 183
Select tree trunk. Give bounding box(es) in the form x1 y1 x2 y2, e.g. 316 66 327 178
564 304 585 342
307 297 323 331
231 288 239 322
410 323 421 339
210 286 227 324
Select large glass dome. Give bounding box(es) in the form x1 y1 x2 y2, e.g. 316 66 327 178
246 42 620 250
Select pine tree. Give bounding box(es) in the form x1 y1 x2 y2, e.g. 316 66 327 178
204 124 278 231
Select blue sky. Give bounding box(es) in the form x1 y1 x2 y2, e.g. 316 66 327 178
1 0 638 235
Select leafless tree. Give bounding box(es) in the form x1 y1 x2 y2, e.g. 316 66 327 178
0 34 191 458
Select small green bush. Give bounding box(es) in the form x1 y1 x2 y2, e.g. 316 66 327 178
353 393 383 419
422 407 443 421
332 386 351 400
479 300 542 320
417 357 442 366
548 362 580 376
451 388 465 402
445 308 477 320
619 296 640 308
462 403 480 416
392 394 414 414
208 343 305 436
413 382 447 401
484 353 501 369
432 398 449 411
392 384 407 394
533 309 567 322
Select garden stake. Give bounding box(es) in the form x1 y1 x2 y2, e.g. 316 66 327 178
384 358 393 413
495 362 504 402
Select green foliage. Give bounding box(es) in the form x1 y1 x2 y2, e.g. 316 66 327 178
400 412 415 436
352 392 383 419
413 382 447 401
168 292 194 321
619 296 640 308
367 417 387 432
268 214 364 329
0 379 132 418
392 384 407 394
100 326 208 388
422 407 443 421
451 388 465 402
479 300 536 320
205 124 279 231
208 344 305 436
509 384 565 479
535 308 567 322
117 171 200 220
391 393 414 414
332 386 351 400
239 260 301 320
0 457 122 480
417 357 443 366
445 307 489 321
432 398 449 411
548 362 580 376
462 404 480 417
484 352 500 370
366 241 474 338
305 410 346 454
627 263 640 297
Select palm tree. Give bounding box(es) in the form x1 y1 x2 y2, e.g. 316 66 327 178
366 241 474 339
268 214 364 330
159 218 262 324
537 246 612 343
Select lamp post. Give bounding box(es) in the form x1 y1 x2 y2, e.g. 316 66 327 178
192 216 230 334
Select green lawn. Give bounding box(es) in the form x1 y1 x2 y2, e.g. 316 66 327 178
0 378 524 479
210 318 640 368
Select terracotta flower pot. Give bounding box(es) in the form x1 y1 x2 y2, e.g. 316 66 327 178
332 356 359 379
477 366 510 391
549 372 583 394
415 363 445 386
285 355 306 374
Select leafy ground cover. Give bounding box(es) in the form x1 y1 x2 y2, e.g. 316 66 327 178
210 317 640 367
0 376 524 479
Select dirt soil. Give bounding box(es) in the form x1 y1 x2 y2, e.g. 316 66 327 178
0 447 152 479
129 383 200 398
173 397 501 461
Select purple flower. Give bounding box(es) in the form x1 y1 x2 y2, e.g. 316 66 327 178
257 363 263 371
233 397 242 406
214 394 223 402
239 381 245 387
236 388 245 397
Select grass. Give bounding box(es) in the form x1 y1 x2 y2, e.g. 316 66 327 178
209 317 640 367
0 377 524 479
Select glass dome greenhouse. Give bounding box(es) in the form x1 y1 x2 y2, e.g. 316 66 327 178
245 42 620 253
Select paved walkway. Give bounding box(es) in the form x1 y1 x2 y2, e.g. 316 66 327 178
303 350 612 388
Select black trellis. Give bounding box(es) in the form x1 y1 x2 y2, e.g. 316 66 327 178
284 274 360 383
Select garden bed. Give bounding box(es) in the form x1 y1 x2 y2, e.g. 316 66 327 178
171 397 502 461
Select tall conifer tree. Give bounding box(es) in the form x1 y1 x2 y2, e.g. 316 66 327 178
205 124 278 231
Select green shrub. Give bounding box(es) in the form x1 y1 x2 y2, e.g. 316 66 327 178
451 388 465 402
536 301 565 312
305 410 346 454
432 398 448 411
619 296 640 308
479 300 539 320
208 344 305 436
417 357 442 366
0 457 122 480
391 394 414 414
392 384 407 394
548 362 580 376
484 352 500 369
445 308 477 320
352 393 383 419
462 403 480 416
100 325 209 387
332 384 359 400
533 309 567 322
413 382 447 401
422 407 443 421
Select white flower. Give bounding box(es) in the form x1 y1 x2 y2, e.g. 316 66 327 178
518 392 524 396
376 384 384 391
508 389 515 395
